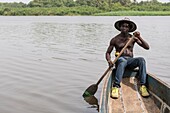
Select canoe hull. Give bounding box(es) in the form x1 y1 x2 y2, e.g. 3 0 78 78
100 69 170 113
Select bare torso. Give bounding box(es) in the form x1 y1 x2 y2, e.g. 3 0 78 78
111 34 135 57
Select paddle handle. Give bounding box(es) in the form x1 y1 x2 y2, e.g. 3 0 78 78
96 36 134 85
112 36 134 64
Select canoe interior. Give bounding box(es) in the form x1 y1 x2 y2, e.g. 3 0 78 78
100 68 170 113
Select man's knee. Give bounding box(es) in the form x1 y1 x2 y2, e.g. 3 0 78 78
116 57 127 67
137 57 146 64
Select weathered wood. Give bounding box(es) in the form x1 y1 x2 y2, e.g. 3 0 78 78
100 69 169 113
109 90 124 113
142 96 160 113
121 77 146 113
99 70 112 113
147 73 170 109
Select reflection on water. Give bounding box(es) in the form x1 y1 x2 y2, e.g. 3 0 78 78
0 16 169 113
83 95 99 112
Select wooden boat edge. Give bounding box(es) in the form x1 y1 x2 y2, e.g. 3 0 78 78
147 72 170 112
99 69 112 113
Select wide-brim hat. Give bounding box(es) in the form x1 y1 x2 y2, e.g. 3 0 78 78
114 18 137 32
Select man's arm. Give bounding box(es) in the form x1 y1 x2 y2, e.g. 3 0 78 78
106 39 114 67
133 31 150 50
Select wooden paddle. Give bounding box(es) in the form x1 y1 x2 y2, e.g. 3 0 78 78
82 35 134 97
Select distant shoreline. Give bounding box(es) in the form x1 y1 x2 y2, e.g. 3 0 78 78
1 7 170 16
94 11 170 16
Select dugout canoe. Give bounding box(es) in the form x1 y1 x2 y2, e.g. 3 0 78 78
100 68 170 113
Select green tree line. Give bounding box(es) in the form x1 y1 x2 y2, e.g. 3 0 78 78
0 0 170 16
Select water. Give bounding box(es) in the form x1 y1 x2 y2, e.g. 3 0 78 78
0 16 169 113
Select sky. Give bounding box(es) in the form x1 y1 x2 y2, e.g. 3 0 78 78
0 0 31 4
0 0 169 4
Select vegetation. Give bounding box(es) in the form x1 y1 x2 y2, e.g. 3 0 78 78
94 11 170 16
0 0 170 16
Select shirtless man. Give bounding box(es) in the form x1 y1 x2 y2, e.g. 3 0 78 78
106 18 150 99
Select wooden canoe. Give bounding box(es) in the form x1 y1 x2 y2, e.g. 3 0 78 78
100 68 170 113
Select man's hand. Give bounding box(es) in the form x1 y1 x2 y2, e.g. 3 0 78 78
133 31 149 49
133 31 140 38
133 31 141 42
108 60 114 67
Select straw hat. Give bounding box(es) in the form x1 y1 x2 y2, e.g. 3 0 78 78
114 17 137 32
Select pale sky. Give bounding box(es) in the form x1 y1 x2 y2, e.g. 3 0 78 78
0 0 169 4
0 0 32 4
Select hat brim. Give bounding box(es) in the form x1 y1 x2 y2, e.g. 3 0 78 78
114 20 137 32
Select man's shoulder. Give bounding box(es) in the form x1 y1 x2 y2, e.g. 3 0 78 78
110 35 119 45
111 34 119 39
111 34 120 41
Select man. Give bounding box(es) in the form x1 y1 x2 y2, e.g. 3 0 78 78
106 18 150 99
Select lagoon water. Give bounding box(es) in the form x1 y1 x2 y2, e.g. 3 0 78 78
0 16 169 113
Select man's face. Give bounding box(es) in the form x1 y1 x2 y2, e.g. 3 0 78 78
120 23 129 33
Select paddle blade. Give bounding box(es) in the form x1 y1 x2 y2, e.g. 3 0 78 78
83 95 99 112
82 84 98 97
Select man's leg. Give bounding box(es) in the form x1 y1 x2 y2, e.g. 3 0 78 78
114 57 128 87
112 57 127 99
126 57 146 85
127 57 149 97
